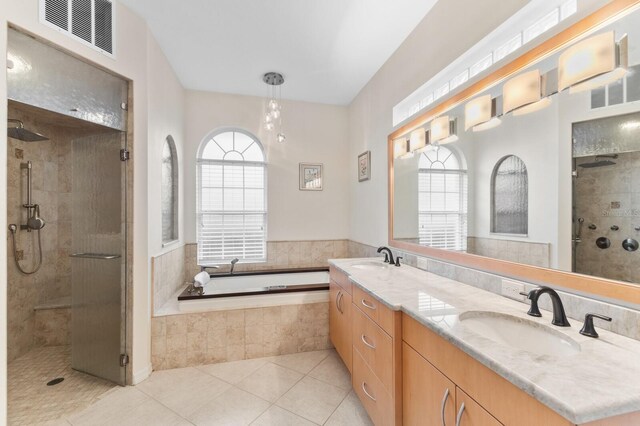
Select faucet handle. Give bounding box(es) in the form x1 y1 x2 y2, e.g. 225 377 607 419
519 291 529 297
395 256 403 267
580 313 612 338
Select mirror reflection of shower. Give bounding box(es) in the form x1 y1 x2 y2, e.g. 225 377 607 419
7 120 49 275
572 111 640 283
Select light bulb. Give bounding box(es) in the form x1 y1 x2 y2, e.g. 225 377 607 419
277 133 286 143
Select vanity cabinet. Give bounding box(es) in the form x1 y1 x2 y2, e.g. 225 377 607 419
351 289 403 425
403 314 571 426
329 267 352 372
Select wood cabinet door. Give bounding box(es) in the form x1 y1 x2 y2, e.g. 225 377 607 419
329 280 352 371
455 388 502 426
403 342 456 426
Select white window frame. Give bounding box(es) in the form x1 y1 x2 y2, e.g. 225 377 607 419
418 147 468 251
196 128 267 266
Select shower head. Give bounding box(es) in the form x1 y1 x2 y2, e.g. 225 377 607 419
578 154 618 168
7 119 49 142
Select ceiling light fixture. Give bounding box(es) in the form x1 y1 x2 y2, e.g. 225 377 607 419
503 69 553 116
465 95 502 132
558 31 628 94
263 72 286 143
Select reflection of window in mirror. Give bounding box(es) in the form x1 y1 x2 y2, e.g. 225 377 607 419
491 155 528 235
162 135 179 245
418 146 468 250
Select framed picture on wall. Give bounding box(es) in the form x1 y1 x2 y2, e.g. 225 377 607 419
358 151 371 182
299 163 323 191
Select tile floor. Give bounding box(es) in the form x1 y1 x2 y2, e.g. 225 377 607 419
8 346 117 425
13 348 372 425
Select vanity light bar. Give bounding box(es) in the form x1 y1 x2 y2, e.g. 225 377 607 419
558 31 628 93
430 117 459 144
394 138 414 159
465 95 501 131
409 128 428 153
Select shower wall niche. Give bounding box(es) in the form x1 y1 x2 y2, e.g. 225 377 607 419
6 101 122 362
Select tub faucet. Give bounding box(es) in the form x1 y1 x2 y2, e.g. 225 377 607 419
520 286 571 327
377 246 394 264
230 258 239 274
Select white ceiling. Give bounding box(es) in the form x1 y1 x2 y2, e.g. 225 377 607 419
119 0 439 105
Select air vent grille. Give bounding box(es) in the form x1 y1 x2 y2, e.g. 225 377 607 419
94 0 113 54
44 0 68 31
71 0 92 43
40 0 115 56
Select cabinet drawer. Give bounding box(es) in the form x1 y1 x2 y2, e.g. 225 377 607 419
455 388 502 426
353 304 393 393
329 281 352 372
353 348 393 426
330 266 352 294
353 285 395 336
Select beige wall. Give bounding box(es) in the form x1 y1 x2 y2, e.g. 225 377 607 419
183 90 350 244
347 0 529 249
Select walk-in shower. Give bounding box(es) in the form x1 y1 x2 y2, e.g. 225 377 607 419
6 28 130 423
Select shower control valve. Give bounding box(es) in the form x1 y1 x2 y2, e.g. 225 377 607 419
611 225 620 231
588 224 597 230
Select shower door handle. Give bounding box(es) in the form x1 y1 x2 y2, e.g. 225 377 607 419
70 253 121 260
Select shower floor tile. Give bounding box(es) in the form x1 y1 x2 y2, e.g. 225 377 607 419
8 345 117 425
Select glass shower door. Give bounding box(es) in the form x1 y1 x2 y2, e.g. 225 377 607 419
71 131 127 385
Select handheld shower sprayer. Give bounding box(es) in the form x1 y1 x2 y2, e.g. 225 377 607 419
8 160 46 274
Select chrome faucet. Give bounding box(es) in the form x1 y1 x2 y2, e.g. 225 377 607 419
520 286 571 327
377 246 395 264
230 258 239 274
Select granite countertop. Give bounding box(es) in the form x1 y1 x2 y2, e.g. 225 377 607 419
330 258 640 424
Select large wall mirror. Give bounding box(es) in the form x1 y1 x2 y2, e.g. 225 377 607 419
389 0 640 305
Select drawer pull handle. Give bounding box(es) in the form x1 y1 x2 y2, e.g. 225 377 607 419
455 402 465 426
361 334 376 350
361 382 376 401
440 388 450 426
336 291 343 314
361 299 376 310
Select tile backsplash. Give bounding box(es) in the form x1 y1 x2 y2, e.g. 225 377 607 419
347 240 640 341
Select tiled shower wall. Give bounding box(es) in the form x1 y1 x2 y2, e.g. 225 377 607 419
6 108 74 361
152 240 349 313
347 240 640 341
574 151 640 283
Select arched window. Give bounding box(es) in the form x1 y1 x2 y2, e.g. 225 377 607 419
197 129 266 265
491 155 528 235
418 146 468 250
161 135 179 245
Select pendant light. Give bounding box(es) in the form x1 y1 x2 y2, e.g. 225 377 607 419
263 72 286 142
558 31 628 94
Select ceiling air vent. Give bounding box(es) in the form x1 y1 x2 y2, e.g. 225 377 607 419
40 0 115 56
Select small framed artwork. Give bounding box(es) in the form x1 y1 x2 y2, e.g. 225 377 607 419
299 163 323 191
358 151 371 182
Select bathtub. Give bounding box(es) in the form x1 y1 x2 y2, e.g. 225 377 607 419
177 268 330 312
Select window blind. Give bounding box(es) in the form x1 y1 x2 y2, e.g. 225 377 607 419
196 131 266 265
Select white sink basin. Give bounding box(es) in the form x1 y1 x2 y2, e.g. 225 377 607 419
350 261 389 270
457 311 581 357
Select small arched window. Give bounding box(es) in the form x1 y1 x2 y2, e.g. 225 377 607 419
491 155 528 235
197 129 266 265
418 146 468 250
161 135 179 245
